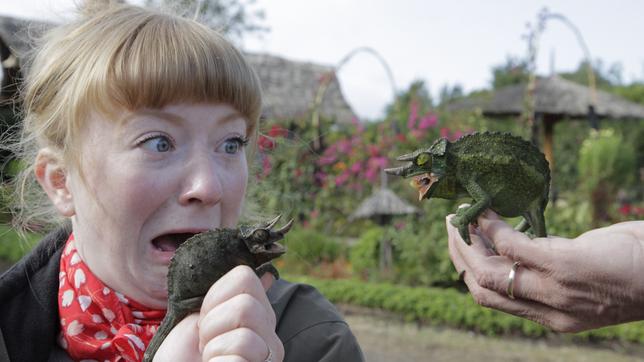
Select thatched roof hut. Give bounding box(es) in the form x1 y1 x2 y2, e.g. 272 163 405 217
448 75 644 120
447 75 644 172
350 187 419 223
0 15 356 123
245 53 355 123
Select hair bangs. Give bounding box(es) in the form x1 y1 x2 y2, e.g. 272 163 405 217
88 11 262 134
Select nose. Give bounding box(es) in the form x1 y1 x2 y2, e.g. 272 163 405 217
178 152 223 206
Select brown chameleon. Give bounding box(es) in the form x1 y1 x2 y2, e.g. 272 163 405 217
143 215 292 361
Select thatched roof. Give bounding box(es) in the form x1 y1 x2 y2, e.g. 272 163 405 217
245 53 356 123
448 75 644 120
350 187 420 220
0 15 356 123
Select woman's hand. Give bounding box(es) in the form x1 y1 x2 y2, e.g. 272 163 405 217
447 210 644 332
154 265 284 361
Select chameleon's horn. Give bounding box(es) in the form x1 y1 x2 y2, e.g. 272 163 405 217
265 214 282 230
276 219 294 235
396 150 424 161
384 166 407 176
396 152 417 162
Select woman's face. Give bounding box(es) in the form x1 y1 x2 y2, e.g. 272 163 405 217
66 103 249 308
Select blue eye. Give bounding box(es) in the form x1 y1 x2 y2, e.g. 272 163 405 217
141 135 173 152
222 137 248 154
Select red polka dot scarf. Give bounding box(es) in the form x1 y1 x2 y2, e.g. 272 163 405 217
58 234 166 361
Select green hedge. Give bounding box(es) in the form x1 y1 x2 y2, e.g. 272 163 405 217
286 275 644 344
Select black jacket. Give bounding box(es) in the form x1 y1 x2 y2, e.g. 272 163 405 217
0 227 364 361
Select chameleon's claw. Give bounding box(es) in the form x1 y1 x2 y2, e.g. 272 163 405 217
450 215 472 245
459 223 472 245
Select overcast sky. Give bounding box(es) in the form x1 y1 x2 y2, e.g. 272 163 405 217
3 0 644 120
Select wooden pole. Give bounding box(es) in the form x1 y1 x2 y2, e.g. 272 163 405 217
543 119 554 172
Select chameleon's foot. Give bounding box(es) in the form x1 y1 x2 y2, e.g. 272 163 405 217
256 262 280 280
450 215 472 245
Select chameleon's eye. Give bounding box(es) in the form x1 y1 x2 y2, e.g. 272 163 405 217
416 153 430 166
253 229 269 240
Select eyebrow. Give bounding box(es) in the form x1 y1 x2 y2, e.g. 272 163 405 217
118 109 245 126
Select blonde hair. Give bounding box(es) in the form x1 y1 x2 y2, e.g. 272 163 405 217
9 1 262 231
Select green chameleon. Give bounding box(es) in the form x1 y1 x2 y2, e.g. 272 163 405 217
143 216 292 362
385 131 550 244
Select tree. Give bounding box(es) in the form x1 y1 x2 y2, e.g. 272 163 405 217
559 59 620 90
384 80 433 132
146 0 268 43
491 56 530 89
438 83 464 105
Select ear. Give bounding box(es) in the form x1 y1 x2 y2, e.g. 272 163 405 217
34 148 75 217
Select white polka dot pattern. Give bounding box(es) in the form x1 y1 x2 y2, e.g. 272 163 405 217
57 234 166 361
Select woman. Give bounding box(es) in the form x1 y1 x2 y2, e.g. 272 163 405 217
448 210 644 332
0 2 363 361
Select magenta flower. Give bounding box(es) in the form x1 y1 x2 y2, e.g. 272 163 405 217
365 168 377 182
440 127 450 138
335 170 350 186
370 156 388 169
262 155 272 177
350 161 362 174
351 116 364 133
411 129 424 140
407 101 419 130
418 114 438 129
368 145 379 157
337 139 352 154
318 155 337 166
314 171 327 183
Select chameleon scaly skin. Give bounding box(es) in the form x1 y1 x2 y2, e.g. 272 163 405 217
143 216 292 362
386 132 550 244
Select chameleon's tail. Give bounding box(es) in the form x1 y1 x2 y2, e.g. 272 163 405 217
143 305 189 362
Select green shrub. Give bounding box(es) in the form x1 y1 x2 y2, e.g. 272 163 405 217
280 227 344 273
578 129 636 192
348 226 382 279
287 274 644 344
391 199 458 287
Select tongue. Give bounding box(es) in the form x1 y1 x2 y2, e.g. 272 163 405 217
153 235 179 252
153 233 195 252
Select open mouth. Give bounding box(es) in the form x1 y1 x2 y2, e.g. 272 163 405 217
151 233 198 252
412 172 440 200
264 242 286 255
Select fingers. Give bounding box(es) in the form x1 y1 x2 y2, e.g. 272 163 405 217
201 328 268 362
260 272 276 292
447 215 559 306
201 265 273 319
476 211 548 270
198 265 284 362
457 265 586 333
199 293 276 350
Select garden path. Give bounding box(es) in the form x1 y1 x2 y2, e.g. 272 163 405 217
341 305 644 362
